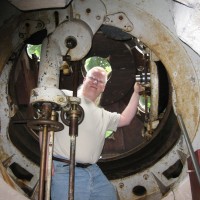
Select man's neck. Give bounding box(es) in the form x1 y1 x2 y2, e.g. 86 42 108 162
81 90 96 102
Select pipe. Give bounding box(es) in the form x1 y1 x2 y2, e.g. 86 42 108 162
68 63 80 200
39 125 48 200
68 135 76 200
45 111 57 200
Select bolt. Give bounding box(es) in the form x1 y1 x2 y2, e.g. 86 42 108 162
65 36 77 49
104 17 110 23
119 182 124 188
37 22 43 29
96 15 101 20
127 25 133 32
59 97 64 102
143 174 149 180
75 14 80 19
119 15 123 20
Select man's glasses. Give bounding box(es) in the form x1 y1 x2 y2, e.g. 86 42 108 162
87 76 106 85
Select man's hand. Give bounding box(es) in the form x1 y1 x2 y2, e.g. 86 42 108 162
134 82 144 94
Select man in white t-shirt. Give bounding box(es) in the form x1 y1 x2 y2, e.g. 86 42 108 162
51 66 142 200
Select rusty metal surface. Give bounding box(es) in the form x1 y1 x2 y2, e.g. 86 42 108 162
150 61 159 121
103 0 200 141
0 0 200 200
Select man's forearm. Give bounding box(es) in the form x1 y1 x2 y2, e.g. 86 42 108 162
118 91 140 127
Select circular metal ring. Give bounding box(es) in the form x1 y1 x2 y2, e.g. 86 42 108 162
27 119 64 132
61 105 84 126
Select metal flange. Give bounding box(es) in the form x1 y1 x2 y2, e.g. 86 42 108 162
27 119 64 132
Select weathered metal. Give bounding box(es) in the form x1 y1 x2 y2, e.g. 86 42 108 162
0 0 200 200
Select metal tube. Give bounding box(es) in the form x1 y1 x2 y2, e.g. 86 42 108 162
177 114 200 185
45 130 54 200
38 38 60 88
68 113 79 200
45 111 57 200
39 125 48 200
68 135 76 200
68 62 80 200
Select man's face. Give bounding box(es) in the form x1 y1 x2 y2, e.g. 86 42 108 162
82 68 107 100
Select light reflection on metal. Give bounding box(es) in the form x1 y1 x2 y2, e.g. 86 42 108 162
135 73 150 84
60 64 84 200
136 51 155 139
150 61 159 121
45 111 58 200
27 103 64 200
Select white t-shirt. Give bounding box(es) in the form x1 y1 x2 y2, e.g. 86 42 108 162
53 90 120 164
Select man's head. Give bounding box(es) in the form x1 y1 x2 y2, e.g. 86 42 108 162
87 66 108 83
81 66 107 102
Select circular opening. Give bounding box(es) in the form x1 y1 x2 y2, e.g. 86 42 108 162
81 56 112 80
8 25 181 180
132 185 147 196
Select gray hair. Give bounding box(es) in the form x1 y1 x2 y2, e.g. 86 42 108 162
86 66 108 83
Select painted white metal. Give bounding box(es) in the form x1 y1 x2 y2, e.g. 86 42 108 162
50 19 93 61
30 87 68 107
103 12 134 32
103 0 199 140
8 0 72 10
150 61 159 121
30 0 106 106
72 0 106 34
112 134 189 200
175 0 199 7
173 1 200 55
1 0 200 200
38 38 62 89
0 61 39 191
162 175 192 200
30 37 67 106
0 176 29 200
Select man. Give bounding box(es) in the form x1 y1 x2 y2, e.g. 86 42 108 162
51 66 142 200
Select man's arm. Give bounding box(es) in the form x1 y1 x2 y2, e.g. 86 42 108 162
118 82 142 127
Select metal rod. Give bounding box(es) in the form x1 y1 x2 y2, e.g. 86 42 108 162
68 135 76 200
39 125 48 200
68 105 78 200
45 111 57 200
45 131 54 200
177 114 200 185
68 62 80 200
68 105 79 200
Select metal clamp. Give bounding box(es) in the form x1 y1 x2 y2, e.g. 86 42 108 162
60 96 84 127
